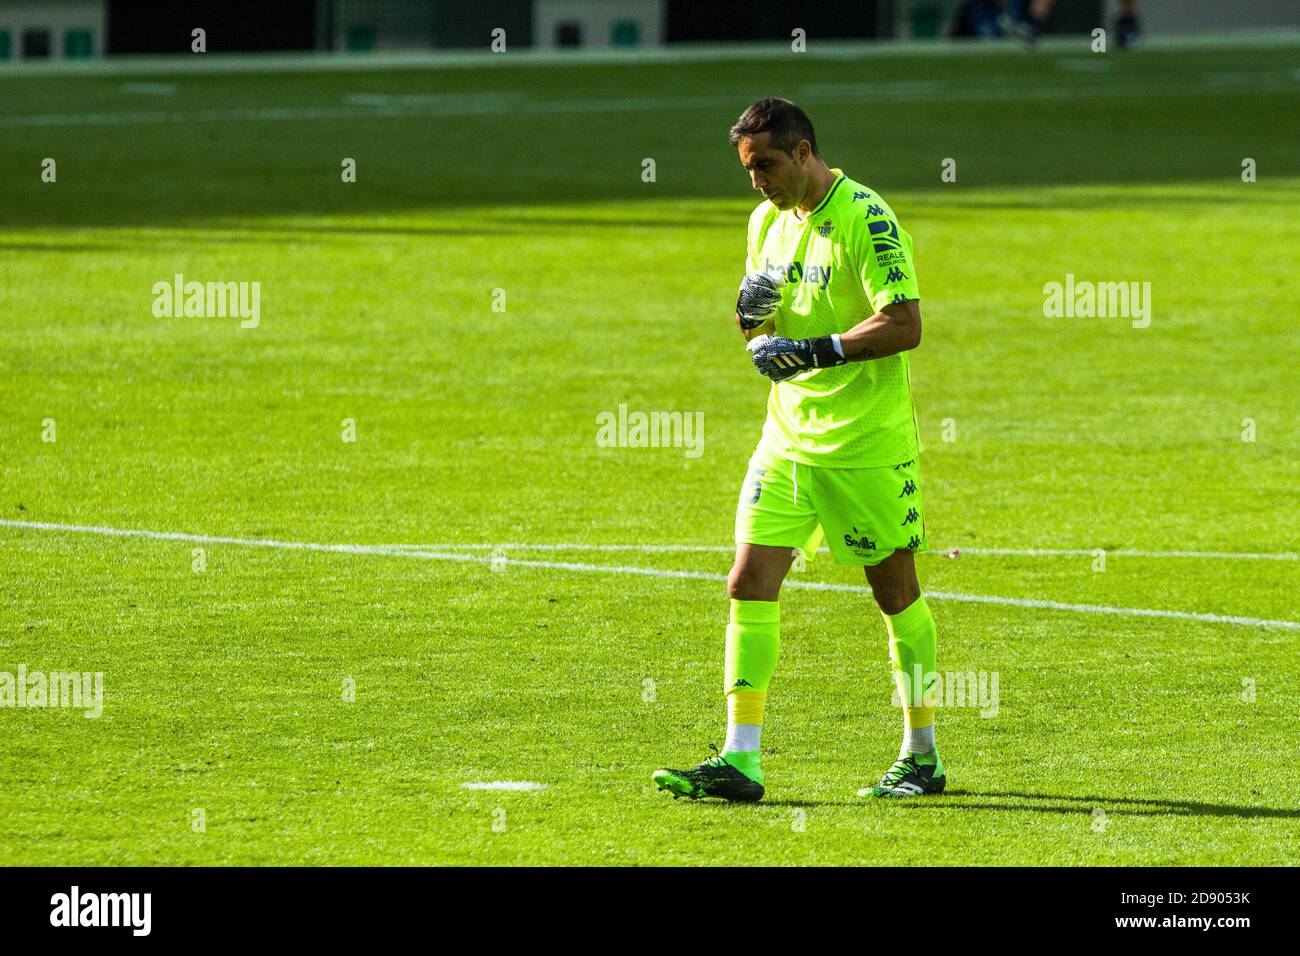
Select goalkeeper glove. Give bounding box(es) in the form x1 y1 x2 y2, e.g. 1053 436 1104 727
748 334 846 382
735 271 785 330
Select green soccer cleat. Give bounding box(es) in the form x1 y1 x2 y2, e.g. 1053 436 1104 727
652 746 765 803
858 753 947 798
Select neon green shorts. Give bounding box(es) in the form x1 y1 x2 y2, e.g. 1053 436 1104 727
734 448 927 566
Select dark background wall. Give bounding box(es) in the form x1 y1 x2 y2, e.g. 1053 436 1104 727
666 0 885 42
106 0 531 53
108 0 318 53
103 1 1102 55
431 0 532 49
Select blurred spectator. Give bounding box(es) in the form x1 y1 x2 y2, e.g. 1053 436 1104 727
951 0 1056 42
952 0 1006 38
1116 0 1142 48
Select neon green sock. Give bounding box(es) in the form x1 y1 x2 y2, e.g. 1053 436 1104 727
722 599 779 780
723 748 763 781
884 596 939 758
724 598 780 696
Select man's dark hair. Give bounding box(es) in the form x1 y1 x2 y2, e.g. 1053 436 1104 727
728 97 819 156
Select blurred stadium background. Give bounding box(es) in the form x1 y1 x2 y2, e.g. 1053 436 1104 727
0 0 1297 61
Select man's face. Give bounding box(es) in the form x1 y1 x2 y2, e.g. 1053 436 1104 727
737 132 810 211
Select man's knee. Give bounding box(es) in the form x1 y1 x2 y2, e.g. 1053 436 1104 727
866 552 921 615
872 583 919 616
727 562 781 602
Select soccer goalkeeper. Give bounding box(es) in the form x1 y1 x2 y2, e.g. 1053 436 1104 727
653 98 943 802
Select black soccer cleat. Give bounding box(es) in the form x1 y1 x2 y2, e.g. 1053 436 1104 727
858 754 947 798
652 745 765 803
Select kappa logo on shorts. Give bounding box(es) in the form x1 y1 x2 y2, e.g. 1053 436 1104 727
901 508 921 526
906 534 922 550
893 460 916 470
844 525 876 551
898 480 917 497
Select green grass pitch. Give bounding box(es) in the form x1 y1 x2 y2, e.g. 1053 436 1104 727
0 42 1297 866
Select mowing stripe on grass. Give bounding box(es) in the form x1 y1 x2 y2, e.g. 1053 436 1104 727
2 519 1296 632
459 782 547 792
3 76 1297 129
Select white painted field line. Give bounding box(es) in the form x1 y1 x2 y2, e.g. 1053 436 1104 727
0 518 485 564
380 542 737 553
377 542 1299 561
1 519 1296 632
940 547 1299 561
460 781 546 792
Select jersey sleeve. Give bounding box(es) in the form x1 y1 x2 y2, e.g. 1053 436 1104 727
854 201 920 311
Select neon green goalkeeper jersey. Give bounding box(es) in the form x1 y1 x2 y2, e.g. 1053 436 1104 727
745 169 922 468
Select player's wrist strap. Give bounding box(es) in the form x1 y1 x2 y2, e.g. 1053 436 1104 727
810 335 847 368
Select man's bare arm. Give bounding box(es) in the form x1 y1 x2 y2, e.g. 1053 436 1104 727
747 299 921 383
836 299 922 361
